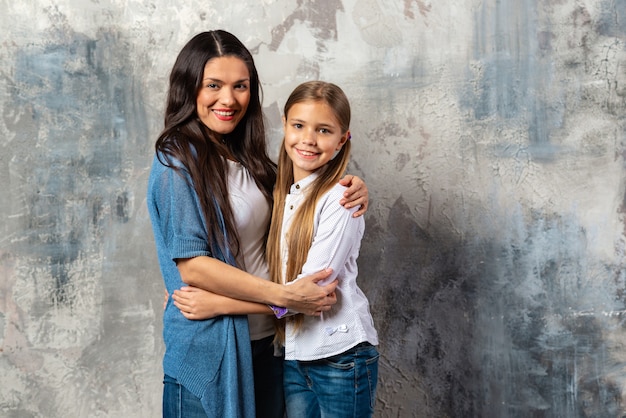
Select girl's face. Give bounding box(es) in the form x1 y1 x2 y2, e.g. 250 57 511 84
282 100 349 182
196 56 250 136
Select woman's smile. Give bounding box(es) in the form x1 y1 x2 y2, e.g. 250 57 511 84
196 56 250 135
212 108 237 121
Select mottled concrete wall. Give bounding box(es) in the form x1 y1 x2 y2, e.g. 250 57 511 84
1 0 625 417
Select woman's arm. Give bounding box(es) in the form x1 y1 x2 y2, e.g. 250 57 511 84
176 256 337 316
339 174 369 217
172 286 271 319
153 160 337 316
171 286 337 319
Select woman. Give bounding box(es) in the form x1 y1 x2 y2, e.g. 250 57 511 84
147 30 368 418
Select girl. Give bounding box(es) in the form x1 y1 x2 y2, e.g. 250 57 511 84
147 31 369 418
267 81 379 418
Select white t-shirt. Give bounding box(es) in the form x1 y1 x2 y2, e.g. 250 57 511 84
280 173 379 361
226 159 274 341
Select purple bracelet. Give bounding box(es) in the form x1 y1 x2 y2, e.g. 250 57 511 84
268 304 289 319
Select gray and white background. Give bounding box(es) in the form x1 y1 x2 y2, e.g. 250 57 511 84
1 0 625 417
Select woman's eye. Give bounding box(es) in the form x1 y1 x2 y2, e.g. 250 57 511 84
207 83 219 89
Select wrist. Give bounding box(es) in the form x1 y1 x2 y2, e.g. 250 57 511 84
274 282 291 308
254 274 283 306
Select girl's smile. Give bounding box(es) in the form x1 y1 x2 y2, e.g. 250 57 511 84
294 148 319 158
283 100 349 182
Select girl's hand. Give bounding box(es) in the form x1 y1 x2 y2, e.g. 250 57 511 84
338 174 368 217
172 286 226 320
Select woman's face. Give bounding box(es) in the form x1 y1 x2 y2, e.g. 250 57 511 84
196 56 251 135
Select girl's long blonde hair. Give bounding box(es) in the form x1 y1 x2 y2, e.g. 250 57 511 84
267 81 352 343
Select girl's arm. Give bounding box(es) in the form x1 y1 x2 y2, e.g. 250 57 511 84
296 186 365 285
339 175 368 217
176 256 337 316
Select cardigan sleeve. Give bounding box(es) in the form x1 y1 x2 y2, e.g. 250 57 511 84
150 156 213 261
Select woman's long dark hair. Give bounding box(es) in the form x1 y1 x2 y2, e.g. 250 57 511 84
155 30 276 265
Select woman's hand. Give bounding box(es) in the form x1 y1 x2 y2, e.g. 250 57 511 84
172 286 226 320
339 174 368 217
282 269 338 316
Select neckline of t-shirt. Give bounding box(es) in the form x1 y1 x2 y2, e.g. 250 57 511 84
226 158 242 168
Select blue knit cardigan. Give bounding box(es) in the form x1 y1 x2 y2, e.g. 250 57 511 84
147 153 255 417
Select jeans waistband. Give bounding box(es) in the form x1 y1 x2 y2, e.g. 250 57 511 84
345 341 373 353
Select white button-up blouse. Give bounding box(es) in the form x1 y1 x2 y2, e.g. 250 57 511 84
281 173 379 361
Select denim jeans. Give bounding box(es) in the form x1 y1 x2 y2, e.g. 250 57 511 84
252 335 285 418
284 343 379 418
163 374 208 418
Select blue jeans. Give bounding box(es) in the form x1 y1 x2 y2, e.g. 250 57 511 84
163 375 208 418
252 335 285 418
284 343 379 418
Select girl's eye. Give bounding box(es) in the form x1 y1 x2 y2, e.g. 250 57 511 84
319 128 330 134
293 123 303 129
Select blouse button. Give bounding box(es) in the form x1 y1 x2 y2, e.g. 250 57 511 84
290 205 294 210
295 184 300 189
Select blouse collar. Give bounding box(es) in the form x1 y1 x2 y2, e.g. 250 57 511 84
289 172 320 194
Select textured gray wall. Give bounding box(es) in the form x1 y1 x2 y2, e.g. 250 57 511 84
1 0 625 417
